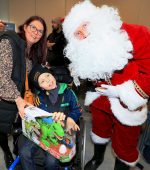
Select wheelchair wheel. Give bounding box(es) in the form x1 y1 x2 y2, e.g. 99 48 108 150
80 117 86 170
72 117 86 170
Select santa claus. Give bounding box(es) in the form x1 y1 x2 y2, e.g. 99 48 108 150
63 1 150 170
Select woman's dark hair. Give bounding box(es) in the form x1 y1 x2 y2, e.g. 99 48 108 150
18 16 47 64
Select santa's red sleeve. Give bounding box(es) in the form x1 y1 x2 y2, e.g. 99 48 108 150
116 23 150 111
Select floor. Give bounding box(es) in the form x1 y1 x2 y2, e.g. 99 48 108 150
0 96 150 170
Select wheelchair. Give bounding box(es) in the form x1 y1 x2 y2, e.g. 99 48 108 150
8 116 86 170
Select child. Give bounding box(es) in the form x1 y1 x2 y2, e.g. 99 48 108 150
18 64 82 170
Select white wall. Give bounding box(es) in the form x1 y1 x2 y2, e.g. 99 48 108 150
0 0 9 21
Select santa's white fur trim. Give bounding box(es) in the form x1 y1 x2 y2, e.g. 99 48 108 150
113 149 139 166
119 157 139 167
117 80 148 110
91 131 110 144
84 91 101 106
109 98 147 126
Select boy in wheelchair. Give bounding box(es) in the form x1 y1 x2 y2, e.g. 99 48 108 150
17 64 82 170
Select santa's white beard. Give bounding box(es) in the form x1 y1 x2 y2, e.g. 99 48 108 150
65 18 132 80
64 5 133 80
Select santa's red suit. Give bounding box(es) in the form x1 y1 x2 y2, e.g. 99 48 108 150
62 1 150 168
88 22 150 165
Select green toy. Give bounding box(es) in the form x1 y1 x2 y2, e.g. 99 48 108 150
37 119 65 147
25 120 40 138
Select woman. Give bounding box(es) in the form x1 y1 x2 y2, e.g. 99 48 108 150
0 16 47 168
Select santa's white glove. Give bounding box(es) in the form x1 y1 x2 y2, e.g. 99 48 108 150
95 84 118 98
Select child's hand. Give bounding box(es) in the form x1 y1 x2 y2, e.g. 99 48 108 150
52 112 66 126
66 117 80 135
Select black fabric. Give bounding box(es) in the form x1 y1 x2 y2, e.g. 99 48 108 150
0 31 26 94
41 87 70 116
47 84 59 105
0 132 9 152
84 144 106 170
13 116 22 156
4 149 14 168
136 163 144 170
114 158 130 170
43 92 64 113
50 66 73 84
47 31 67 66
18 134 45 166
0 100 17 133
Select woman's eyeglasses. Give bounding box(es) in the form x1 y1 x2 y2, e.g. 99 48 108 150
29 24 44 36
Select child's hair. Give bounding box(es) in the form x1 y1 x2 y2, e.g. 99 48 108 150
29 64 53 89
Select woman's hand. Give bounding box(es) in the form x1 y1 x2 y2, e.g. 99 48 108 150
66 117 80 135
15 96 28 119
52 112 66 126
